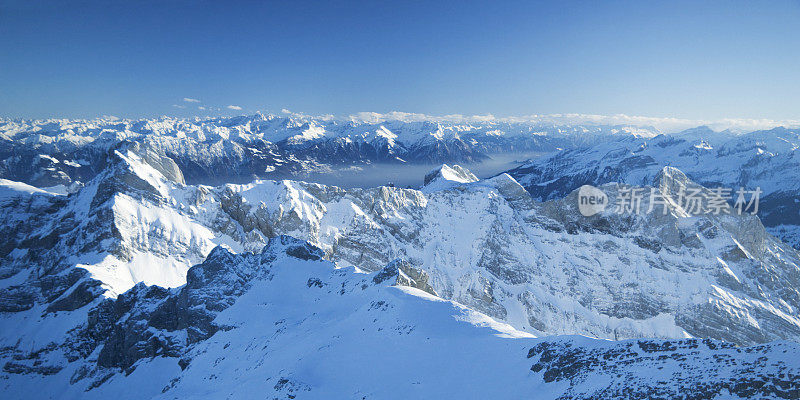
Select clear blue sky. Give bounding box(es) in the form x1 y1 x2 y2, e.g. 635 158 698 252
1 0 799 120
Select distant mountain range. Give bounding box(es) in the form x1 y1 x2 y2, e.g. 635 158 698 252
505 125 800 249
0 114 659 187
5 115 798 247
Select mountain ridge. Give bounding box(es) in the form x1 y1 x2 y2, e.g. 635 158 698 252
0 114 662 187
505 126 800 248
3 235 799 399
2 144 799 346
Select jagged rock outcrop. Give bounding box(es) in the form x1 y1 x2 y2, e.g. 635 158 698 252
527 337 800 399
3 234 798 399
4 116 800 399
505 127 800 249
208 165 800 345
2 147 800 347
0 114 655 187
373 259 437 296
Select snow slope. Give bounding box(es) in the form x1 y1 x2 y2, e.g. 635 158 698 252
0 178 65 201
2 144 799 348
2 237 797 399
504 126 800 248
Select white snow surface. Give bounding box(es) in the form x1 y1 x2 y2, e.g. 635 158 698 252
0 178 64 200
505 126 800 249
3 242 797 399
511 126 800 196
2 146 799 347
1 144 800 398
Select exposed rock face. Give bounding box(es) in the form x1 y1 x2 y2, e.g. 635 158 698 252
0 143 204 320
373 259 437 296
57 237 445 378
527 337 800 400
505 127 800 248
2 147 800 348
3 234 799 399
75 236 328 374
208 166 800 346
0 114 656 187
1 143 800 398
0 235 493 394
4 115 800 398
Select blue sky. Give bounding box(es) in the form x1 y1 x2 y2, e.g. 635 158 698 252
1 0 799 120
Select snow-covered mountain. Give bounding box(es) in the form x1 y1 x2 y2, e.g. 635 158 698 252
505 126 800 248
2 140 800 397
3 143 800 345
0 114 659 187
3 235 797 398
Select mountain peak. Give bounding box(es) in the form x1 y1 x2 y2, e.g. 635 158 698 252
422 164 479 191
652 166 692 189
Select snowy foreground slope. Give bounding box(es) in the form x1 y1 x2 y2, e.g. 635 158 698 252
505 126 800 248
2 236 799 399
1 143 800 397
